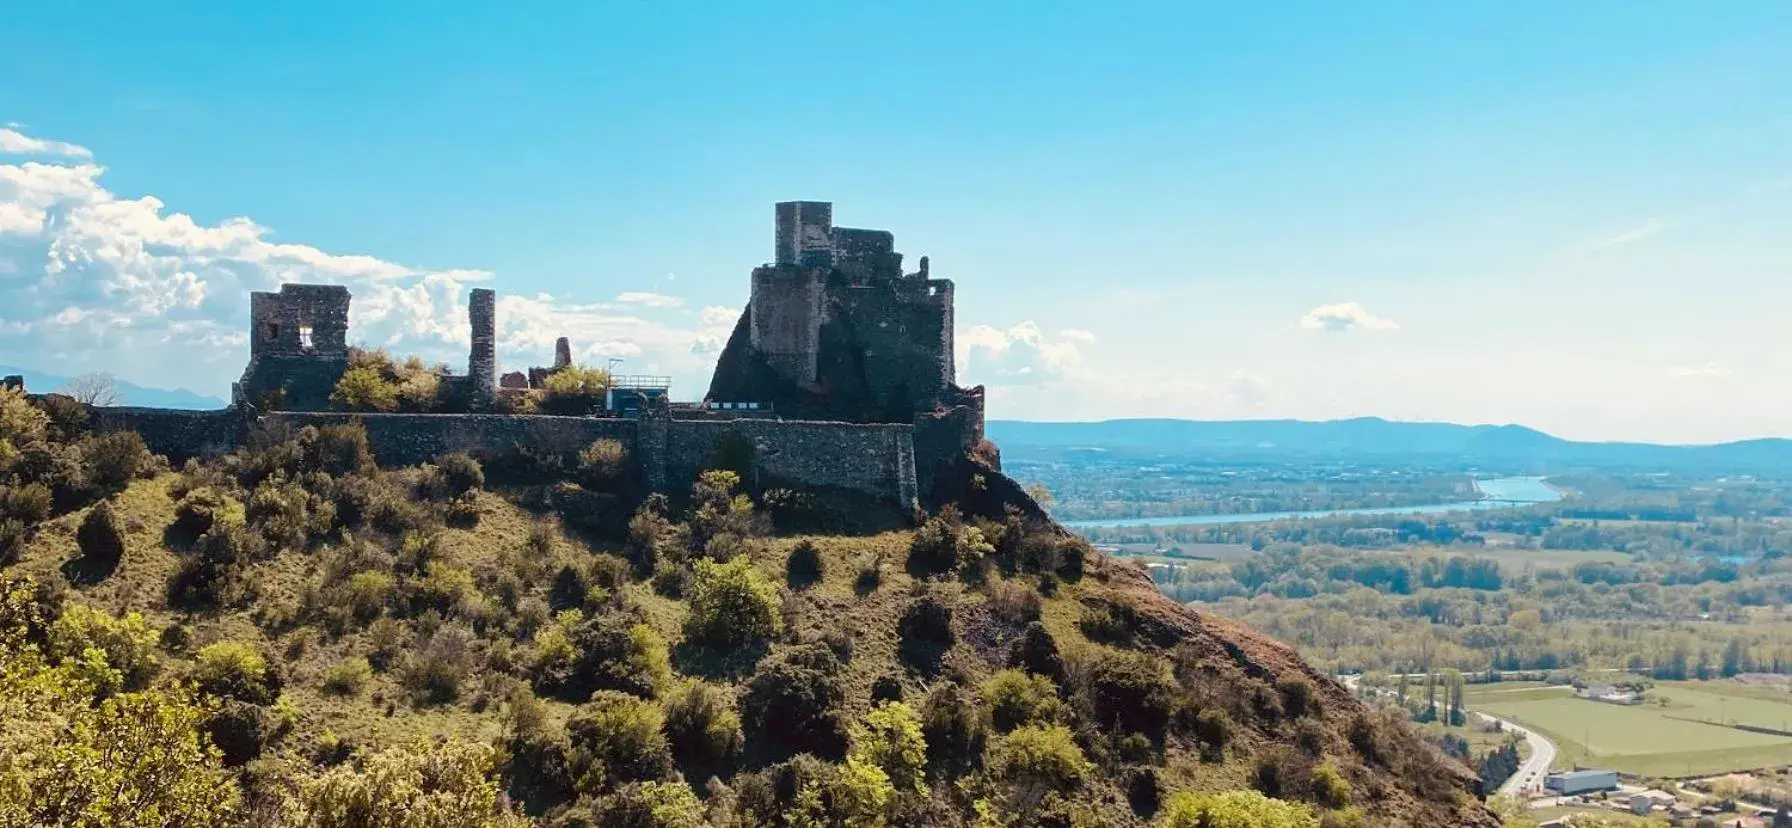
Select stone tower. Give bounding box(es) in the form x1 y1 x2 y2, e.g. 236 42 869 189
468 288 496 408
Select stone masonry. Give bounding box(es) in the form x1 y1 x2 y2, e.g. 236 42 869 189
234 284 353 410
468 288 496 409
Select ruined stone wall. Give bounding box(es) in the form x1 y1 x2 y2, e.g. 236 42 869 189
748 266 825 387
238 284 353 410
88 408 242 461
261 412 637 469
656 418 917 507
468 288 495 409
775 201 834 267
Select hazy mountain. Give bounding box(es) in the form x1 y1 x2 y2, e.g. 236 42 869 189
0 364 227 410
988 417 1792 471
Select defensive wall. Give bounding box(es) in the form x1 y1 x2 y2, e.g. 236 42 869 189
87 407 918 508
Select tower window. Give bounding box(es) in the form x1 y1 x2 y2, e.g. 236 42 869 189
298 326 314 349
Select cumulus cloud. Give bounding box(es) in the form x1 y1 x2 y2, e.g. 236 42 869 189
1299 301 1399 333
699 305 741 328
0 128 92 159
958 321 1086 386
1667 361 1732 379
615 291 684 309
0 127 727 393
1058 328 1097 343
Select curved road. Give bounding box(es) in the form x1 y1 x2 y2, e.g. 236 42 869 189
1339 674 1559 799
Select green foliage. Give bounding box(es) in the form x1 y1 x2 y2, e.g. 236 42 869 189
908 509 993 577
564 690 674 793
402 625 475 705
170 486 239 540
542 365 612 397
849 700 928 796
193 640 280 705
983 669 1064 733
1310 761 1353 808
920 682 988 770
0 482 51 526
1156 790 1319 828
75 500 127 571
832 756 896 827
662 678 743 768
47 602 160 696
1009 621 1066 682
987 723 1092 795
535 612 670 702
1081 649 1175 737
0 385 49 446
684 556 782 647
332 365 400 412
78 431 149 494
344 570 394 623
587 780 709 828
743 643 847 761
322 656 373 696
431 452 485 497
577 438 630 491
279 739 527 828
897 590 955 673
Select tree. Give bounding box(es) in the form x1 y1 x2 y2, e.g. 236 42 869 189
849 701 928 796
59 372 121 407
684 556 782 647
278 740 527 828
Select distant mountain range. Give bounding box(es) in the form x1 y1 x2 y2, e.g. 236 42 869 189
987 417 1792 472
0 365 226 410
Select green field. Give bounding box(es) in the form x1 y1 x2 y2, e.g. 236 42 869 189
1472 682 1792 777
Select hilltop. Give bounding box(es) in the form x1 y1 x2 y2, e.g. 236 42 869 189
0 388 1499 826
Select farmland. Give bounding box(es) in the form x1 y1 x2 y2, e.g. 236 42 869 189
1469 681 1792 777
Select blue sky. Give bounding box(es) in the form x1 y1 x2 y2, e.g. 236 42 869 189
2 2 1790 442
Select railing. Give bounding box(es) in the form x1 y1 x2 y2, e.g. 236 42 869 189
610 375 672 390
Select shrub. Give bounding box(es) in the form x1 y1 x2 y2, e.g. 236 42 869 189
322 656 373 696
1310 762 1352 808
432 452 485 497
1195 708 1234 758
344 570 394 622
0 385 50 444
897 591 955 673
279 739 526 828
540 366 611 414
983 669 1064 733
577 439 630 491
587 780 707 828
987 580 1042 625
402 625 476 705
194 641 280 705
564 690 673 792
78 431 148 494
312 422 376 477
684 556 782 647
743 643 847 761
75 500 126 572
415 565 478 616
987 724 1091 795
849 700 928 795
545 615 670 702
168 516 255 608
920 682 988 770
1157 790 1319 828
170 487 237 541
1008 621 1066 682
786 540 824 589
0 519 24 567
662 679 744 768
331 365 399 412
833 756 896 826
1082 650 1175 738
206 699 270 766
1279 677 1317 719
0 481 52 525
48 602 161 694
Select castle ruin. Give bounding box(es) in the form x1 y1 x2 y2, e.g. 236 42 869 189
96 201 999 515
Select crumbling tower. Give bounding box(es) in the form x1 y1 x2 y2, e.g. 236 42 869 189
468 288 496 409
234 284 352 409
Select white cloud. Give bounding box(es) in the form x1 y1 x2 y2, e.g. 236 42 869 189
0 127 726 394
615 291 684 309
1058 328 1097 343
0 128 92 159
1298 301 1399 333
1667 361 1732 379
958 320 1086 386
1584 219 1666 251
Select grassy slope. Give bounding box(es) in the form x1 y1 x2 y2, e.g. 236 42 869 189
13 473 1501 826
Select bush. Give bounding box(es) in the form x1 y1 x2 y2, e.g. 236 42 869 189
75 500 126 572
1195 708 1233 758
897 591 955 673
1157 790 1319 828
564 690 673 792
1310 761 1352 808
194 641 280 705
167 516 255 608
662 679 744 768
322 656 373 696
0 481 52 525
331 366 399 412
538 614 670 702
586 780 707 828
79 431 148 494
786 540 824 589
684 556 782 647
540 366 611 414
1082 650 1174 738
987 724 1091 795
1008 621 1066 682
983 669 1064 733
206 699 270 767
170 487 237 541
987 580 1042 625
402 625 476 705
432 452 485 497
280 739 525 828
920 682 987 771
0 519 24 567
849 700 928 795
743 643 848 761
48 602 161 694
343 570 394 623
577 439 630 491
908 510 992 577
1279 677 1317 719
312 422 376 477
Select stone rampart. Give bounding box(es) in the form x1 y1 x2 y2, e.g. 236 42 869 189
88 408 243 461
261 412 638 469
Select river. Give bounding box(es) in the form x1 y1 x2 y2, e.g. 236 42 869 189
1060 476 1563 530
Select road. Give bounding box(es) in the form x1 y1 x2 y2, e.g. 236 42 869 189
1338 674 1560 799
